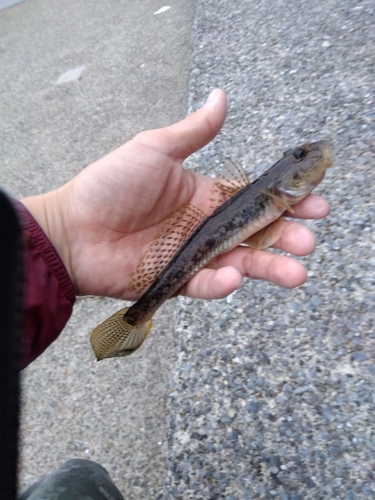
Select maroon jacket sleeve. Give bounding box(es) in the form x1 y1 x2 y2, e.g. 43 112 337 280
13 201 76 369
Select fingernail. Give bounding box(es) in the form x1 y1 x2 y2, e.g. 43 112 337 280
204 88 221 106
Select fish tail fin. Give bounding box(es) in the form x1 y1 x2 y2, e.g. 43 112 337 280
90 308 152 361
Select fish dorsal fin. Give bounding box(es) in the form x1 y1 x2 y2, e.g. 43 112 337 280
222 159 251 185
210 159 251 209
128 204 207 293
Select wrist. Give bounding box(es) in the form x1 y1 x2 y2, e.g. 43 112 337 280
21 189 75 290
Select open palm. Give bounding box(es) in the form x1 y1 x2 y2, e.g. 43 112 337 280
23 90 330 301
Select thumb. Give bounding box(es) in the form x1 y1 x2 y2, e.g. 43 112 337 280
142 89 227 160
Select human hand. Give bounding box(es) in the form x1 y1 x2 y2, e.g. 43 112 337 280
22 89 330 301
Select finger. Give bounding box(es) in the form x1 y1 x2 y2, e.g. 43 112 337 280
180 266 242 300
180 247 308 300
211 247 308 289
286 194 330 219
272 221 316 255
138 89 227 160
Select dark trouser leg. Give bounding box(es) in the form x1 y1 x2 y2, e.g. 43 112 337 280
18 459 125 500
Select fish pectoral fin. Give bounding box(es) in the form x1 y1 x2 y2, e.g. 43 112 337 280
243 217 288 249
128 204 207 293
258 188 295 213
90 307 152 361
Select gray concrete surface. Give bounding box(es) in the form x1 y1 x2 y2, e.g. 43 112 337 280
2 0 375 499
1 0 194 498
0 0 23 12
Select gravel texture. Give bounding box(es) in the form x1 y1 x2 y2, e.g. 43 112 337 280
163 0 375 499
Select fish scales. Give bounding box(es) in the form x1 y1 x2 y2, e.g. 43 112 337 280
90 140 332 360
125 192 277 326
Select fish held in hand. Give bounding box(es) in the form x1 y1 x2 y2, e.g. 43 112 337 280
90 140 332 360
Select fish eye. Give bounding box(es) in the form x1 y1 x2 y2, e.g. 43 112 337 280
293 147 306 160
283 148 294 157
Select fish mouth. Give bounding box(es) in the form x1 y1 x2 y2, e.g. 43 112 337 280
305 140 332 188
314 142 332 188
314 140 333 170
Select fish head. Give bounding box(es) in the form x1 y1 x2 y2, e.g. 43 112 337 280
276 140 332 202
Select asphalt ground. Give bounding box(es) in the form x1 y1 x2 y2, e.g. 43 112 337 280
1 0 375 499
165 1 375 499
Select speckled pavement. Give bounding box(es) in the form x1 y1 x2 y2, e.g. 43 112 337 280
164 1 375 499
1 0 375 499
